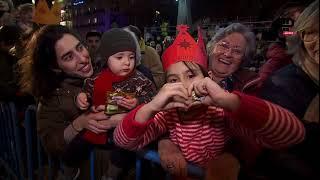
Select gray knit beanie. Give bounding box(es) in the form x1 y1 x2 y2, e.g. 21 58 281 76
98 28 137 62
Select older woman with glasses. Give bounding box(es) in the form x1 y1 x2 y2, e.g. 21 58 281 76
207 23 260 94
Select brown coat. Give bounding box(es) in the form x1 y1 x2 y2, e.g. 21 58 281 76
141 46 165 89
37 78 110 179
37 78 83 156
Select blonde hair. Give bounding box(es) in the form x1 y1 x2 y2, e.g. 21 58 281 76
288 0 319 65
294 0 319 33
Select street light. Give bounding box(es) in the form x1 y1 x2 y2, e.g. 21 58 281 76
177 0 192 25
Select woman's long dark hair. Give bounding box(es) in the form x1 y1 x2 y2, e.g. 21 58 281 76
19 25 81 100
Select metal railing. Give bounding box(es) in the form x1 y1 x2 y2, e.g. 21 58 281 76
136 150 204 180
24 105 55 180
143 20 273 40
1 102 204 179
0 102 24 180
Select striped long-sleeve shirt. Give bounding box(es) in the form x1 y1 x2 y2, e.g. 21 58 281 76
114 91 305 168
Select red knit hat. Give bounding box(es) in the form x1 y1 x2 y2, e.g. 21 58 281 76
161 25 208 71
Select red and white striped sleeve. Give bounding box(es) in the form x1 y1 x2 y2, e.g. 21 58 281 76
226 91 305 149
113 105 168 150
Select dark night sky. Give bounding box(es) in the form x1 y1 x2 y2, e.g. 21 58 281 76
14 0 314 27
125 0 314 28
191 0 312 20
152 0 313 22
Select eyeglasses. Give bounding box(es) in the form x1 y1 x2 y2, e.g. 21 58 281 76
216 41 245 58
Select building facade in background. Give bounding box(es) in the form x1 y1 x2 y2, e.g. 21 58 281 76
64 0 130 37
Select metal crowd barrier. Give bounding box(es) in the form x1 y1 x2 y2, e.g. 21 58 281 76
136 150 205 180
0 102 24 180
1 102 204 179
24 105 95 180
24 105 55 180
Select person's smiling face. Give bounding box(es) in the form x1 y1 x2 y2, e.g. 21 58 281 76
210 32 247 80
55 34 93 78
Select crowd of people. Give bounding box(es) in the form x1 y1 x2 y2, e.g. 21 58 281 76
0 0 319 180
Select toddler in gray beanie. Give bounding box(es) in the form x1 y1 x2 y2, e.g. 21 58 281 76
75 27 157 179
98 28 139 65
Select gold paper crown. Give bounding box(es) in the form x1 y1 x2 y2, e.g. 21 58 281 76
33 0 61 25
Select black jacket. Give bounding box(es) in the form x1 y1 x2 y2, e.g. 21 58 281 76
0 49 18 101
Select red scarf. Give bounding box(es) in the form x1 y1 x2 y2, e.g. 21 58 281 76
82 68 134 144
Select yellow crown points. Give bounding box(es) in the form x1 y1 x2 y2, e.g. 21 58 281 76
33 0 62 25
50 1 62 23
35 0 50 15
51 1 62 16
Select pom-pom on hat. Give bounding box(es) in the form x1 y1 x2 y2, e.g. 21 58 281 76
161 25 208 71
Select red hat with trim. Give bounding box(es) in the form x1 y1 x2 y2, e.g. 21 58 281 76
161 25 208 71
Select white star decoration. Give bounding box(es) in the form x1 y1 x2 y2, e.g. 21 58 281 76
136 86 142 92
